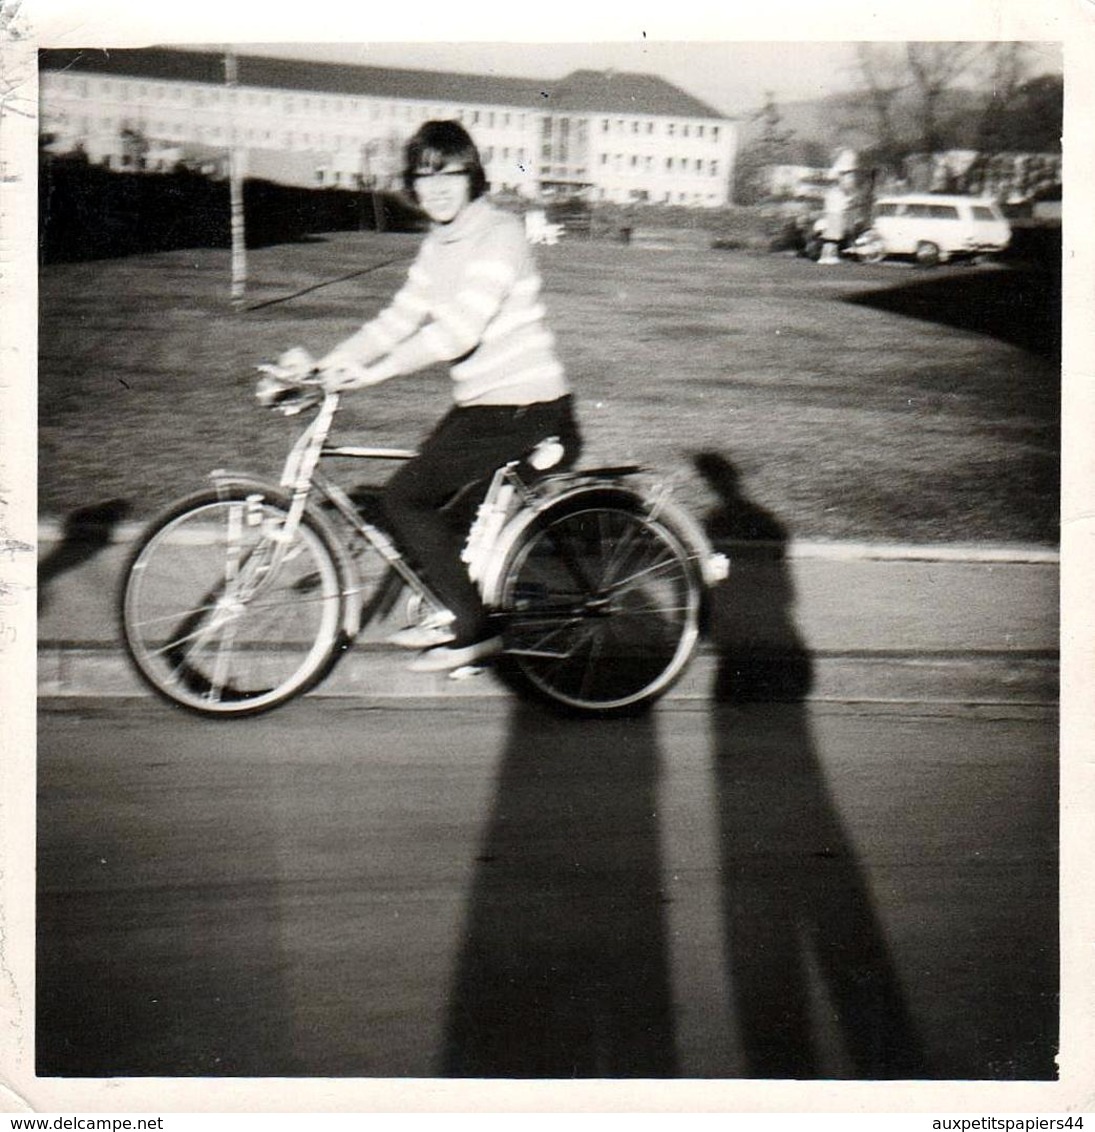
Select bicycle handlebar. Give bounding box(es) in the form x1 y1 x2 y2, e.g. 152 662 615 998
255 364 328 416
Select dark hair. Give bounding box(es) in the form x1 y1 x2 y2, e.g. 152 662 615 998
402 120 488 202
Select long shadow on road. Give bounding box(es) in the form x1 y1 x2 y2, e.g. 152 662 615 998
708 700 929 1077
440 702 678 1077
441 454 928 1078
699 451 928 1077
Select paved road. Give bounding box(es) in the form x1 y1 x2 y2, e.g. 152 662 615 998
36 692 1058 1080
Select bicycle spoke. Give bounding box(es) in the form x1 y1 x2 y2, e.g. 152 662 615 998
602 552 688 594
204 615 239 703
577 629 607 702
598 512 646 590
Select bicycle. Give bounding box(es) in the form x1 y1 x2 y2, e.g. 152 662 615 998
119 366 729 719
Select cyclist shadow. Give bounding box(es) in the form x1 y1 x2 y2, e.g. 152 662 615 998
440 701 678 1078
694 451 811 702
37 498 132 612
696 451 927 1077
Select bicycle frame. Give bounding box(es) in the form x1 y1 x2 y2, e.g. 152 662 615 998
209 385 728 649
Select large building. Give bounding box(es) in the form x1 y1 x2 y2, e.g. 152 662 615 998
39 47 738 207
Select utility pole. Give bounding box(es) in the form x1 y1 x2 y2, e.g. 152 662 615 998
224 47 247 306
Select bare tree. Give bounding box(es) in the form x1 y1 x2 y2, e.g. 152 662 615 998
903 42 981 157
854 44 905 165
963 43 1033 196
853 41 1055 194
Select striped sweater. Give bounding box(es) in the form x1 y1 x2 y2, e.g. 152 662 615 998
337 197 569 406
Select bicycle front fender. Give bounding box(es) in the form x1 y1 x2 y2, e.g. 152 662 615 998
205 469 364 640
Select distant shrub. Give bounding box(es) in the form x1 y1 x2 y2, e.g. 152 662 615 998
38 157 425 263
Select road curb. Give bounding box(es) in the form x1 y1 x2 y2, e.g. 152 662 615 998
38 644 1059 707
35 521 1059 565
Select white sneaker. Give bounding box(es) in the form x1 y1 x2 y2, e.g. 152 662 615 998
407 636 504 673
387 613 456 650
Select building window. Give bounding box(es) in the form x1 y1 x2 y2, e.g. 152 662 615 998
697 125 704 138
711 126 720 142
667 122 675 136
683 125 690 137
602 119 610 132
710 161 719 176
665 157 673 170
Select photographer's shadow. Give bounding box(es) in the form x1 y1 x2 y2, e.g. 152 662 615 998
696 452 926 1078
37 499 131 613
695 452 811 703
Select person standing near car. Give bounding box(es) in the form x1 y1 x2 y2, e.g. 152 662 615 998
311 120 582 672
817 153 858 265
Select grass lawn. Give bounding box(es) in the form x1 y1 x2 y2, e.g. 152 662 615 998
38 232 1060 546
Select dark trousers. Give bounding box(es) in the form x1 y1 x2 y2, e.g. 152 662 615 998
383 396 581 644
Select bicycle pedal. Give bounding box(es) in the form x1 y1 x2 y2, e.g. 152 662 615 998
448 664 487 681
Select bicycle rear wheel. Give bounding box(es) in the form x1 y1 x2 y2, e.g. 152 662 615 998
120 488 346 716
495 496 703 716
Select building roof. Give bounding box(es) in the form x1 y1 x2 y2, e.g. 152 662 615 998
542 69 720 118
38 46 727 120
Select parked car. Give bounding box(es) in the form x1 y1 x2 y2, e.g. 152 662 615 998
851 193 1012 266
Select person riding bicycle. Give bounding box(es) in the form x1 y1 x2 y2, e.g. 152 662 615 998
302 120 582 672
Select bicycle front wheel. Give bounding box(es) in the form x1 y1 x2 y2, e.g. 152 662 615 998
495 498 704 716
120 488 346 716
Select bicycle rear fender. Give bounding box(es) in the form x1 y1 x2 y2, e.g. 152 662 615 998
478 476 728 609
207 469 364 639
